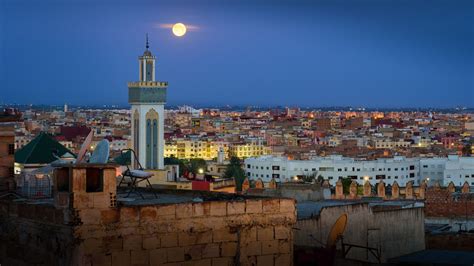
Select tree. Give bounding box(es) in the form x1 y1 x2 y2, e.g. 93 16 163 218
301 172 318 183
224 156 246 191
188 158 207 176
341 177 352 195
462 144 472 157
317 175 325 184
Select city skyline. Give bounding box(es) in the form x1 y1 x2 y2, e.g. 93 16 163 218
1 0 473 107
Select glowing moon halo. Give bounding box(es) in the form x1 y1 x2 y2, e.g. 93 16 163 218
172 23 187 37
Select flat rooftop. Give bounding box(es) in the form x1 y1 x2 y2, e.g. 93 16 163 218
389 249 474 265
296 199 423 220
0 187 270 207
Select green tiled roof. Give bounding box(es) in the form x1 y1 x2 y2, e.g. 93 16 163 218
114 150 131 165
15 132 75 164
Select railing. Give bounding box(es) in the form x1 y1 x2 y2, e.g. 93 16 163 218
128 81 168 87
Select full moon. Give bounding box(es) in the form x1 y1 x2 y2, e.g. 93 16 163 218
172 23 187 37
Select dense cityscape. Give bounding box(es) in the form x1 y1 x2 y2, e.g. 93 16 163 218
1 0 473 265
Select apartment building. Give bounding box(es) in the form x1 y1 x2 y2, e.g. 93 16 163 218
245 155 474 187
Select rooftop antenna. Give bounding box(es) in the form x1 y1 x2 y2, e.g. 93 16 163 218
76 129 94 164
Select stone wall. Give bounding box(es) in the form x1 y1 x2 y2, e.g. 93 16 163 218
0 165 297 266
246 182 324 202
0 201 75 265
74 198 296 266
294 203 425 263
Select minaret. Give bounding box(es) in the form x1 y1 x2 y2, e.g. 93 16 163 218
128 35 168 169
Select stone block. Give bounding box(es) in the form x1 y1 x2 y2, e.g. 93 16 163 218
241 227 257 242
82 237 104 254
257 227 274 241
212 257 233 266
131 250 149 266
143 235 160 250
202 243 220 258
73 193 91 209
241 241 261 256
149 249 167 265
156 204 176 217
261 240 279 255
196 231 213 244
210 201 227 216
278 240 291 254
227 201 245 215
140 206 157 222
72 169 86 192
103 236 123 251
93 194 111 209
257 255 274 266
101 209 119 224
120 207 139 224
111 251 130 266
91 253 112 266
166 247 185 262
123 235 143 251
274 226 291 240
279 199 295 213
79 209 101 225
262 199 279 213
193 202 210 217
178 232 197 246
220 242 237 257
176 203 193 218
213 230 237 243
246 200 262 214
275 254 291 266
161 233 178 247
184 259 212 266
184 244 204 261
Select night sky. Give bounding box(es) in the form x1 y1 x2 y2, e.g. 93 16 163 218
1 0 473 107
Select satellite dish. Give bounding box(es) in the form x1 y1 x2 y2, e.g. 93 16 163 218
76 130 93 164
326 213 348 248
89 139 110 164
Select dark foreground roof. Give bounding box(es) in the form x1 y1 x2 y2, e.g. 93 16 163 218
389 249 474 266
15 132 74 164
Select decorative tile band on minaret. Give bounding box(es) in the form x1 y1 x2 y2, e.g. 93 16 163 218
128 35 167 170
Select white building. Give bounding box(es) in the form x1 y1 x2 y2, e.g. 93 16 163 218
245 155 474 187
443 155 474 186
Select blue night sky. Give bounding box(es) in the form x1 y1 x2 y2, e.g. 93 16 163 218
1 0 473 108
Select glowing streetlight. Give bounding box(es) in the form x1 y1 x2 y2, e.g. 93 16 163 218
198 168 204 174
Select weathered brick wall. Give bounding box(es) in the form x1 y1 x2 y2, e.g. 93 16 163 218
75 198 296 266
0 201 75 266
0 197 296 266
424 188 474 218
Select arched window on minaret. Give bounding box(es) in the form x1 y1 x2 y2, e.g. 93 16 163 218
145 109 159 169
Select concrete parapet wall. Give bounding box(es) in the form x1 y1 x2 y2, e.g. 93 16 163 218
294 203 425 263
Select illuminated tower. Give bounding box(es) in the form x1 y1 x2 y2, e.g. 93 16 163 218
128 35 167 169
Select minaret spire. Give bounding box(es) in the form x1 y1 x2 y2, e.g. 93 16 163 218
146 33 149 50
